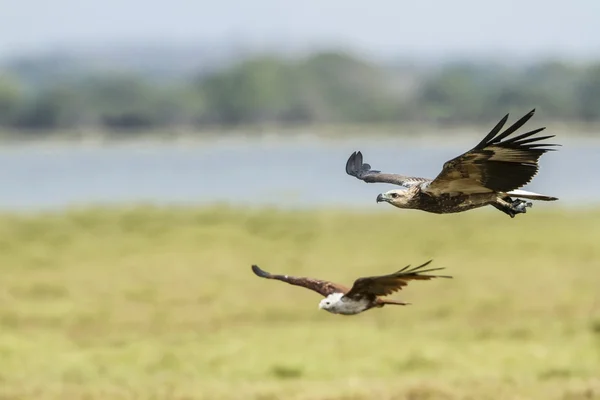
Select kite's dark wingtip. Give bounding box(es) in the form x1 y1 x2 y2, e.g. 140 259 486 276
251 264 271 278
415 259 434 270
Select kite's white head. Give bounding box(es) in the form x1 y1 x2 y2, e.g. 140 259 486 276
318 292 345 312
319 292 371 315
376 189 412 208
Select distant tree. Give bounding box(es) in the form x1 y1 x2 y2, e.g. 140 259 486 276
1 50 599 134
197 51 401 125
14 84 91 130
199 56 304 124
577 64 600 121
487 62 580 120
300 51 399 122
79 74 165 129
0 74 23 126
416 65 489 122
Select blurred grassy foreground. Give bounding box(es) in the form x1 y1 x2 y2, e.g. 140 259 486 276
0 205 599 400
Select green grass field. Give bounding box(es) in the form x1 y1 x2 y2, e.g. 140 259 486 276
0 205 599 399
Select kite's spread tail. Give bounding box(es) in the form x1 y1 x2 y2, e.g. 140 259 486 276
379 299 410 307
506 189 558 201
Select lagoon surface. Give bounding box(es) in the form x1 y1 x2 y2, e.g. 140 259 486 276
0 136 598 211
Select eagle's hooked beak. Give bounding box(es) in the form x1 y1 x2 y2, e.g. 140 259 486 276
376 193 386 203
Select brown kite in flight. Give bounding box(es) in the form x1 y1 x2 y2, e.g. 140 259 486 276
251 260 451 315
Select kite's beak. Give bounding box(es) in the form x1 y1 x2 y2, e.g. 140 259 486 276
376 193 385 203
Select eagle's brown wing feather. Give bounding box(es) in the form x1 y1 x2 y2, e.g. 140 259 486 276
251 265 348 297
344 260 452 300
346 151 430 188
423 109 560 196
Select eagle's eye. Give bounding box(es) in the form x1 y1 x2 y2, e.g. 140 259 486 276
390 193 399 198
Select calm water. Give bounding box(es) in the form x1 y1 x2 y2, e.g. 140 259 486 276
0 137 598 211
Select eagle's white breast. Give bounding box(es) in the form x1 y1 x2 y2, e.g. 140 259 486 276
318 292 371 315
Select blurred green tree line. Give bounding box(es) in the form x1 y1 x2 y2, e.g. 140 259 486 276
1 51 600 133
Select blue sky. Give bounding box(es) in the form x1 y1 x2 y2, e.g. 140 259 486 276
1 0 599 60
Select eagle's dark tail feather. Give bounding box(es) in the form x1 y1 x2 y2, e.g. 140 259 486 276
506 190 558 201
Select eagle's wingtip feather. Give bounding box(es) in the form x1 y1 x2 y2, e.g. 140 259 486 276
346 150 361 177
346 152 355 175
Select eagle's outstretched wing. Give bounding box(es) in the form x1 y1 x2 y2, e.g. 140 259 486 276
346 151 430 188
423 109 560 196
251 265 348 297
343 260 451 300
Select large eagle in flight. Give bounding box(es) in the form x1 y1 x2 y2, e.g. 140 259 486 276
346 109 559 217
251 260 451 315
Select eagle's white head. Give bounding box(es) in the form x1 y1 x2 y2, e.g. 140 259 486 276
318 292 345 312
376 189 412 208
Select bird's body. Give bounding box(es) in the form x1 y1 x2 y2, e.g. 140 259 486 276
390 186 498 214
318 292 372 315
347 109 559 218
251 260 451 316
380 185 534 215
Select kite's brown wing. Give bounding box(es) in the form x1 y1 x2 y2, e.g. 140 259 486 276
423 109 560 196
346 151 430 188
251 265 348 297
344 260 451 300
